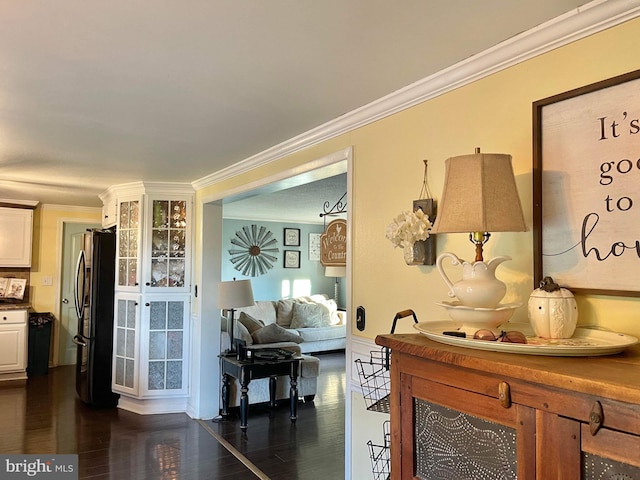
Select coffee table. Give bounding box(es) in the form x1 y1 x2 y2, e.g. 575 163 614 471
219 352 301 431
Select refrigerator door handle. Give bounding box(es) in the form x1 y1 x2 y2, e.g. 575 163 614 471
72 334 87 347
74 250 86 321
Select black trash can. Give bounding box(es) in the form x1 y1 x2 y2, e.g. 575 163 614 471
28 312 54 377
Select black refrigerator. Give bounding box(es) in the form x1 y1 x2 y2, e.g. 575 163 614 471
73 228 119 407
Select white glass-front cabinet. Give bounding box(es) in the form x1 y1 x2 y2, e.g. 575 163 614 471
106 182 193 411
139 295 190 397
113 293 190 398
113 293 139 396
116 197 141 291
115 195 191 294
144 197 190 293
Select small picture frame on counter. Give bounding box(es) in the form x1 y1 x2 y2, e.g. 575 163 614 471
0 277 27 300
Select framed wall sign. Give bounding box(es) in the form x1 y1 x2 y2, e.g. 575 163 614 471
533 69 640 297
283 250 300 269
309 233 321 261
283 228 300 246
320 219 346 266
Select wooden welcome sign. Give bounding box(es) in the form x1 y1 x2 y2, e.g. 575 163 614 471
320 219 346 266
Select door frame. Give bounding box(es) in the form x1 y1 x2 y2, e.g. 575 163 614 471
52 218 100 367
191 147 353 477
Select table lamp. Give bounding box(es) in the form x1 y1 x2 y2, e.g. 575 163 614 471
431 148 527 309
325 266 346 307
217 279 255 353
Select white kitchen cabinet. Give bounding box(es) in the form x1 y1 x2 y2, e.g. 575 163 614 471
116 196 142 291
139 294 190 397
112 293 190 400
143 196 190 294
112 293 140 396
99 191 117 228
113 191 192 294
0 309 27 376
0 208 33 267
105 182 194 412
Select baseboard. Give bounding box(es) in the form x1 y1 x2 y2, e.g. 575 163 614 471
117 395 189 415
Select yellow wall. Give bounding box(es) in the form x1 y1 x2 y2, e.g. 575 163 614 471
200 17 640 339
196 16 640 476
30 205 101 314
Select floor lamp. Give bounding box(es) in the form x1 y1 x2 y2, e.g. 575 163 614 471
217 279 255 354
325 266 346 307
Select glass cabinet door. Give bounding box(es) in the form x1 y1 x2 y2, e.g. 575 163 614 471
141 295 189 396
113 294 139 396
117 200 140 288
146 197 190 292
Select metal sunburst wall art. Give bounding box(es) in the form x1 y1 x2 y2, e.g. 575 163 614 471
229 225 279 277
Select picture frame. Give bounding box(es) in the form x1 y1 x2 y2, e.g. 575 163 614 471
533 69 640 297
2 278 27 300
283 250 300 269
283 228 300 246
309 233 321 261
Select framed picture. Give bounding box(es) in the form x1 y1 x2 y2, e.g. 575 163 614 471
283 228 300 246
5 278 27 300
533 69 640 297
283 250 300 269
309 233 321 261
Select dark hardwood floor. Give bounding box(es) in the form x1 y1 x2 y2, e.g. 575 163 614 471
207 351 346 480
0 351 345 480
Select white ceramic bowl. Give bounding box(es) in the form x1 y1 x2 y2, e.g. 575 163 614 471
435 301 522 329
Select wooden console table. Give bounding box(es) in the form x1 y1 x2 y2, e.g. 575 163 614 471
376 333 640 479
219 354 300 431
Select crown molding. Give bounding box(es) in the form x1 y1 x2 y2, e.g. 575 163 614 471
40 204 100 213
100 181 195 200
192 0 640 191
0 199 39 209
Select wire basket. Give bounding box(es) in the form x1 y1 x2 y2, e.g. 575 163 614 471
367 420 391 480
355 309 418 414
355 347 391 413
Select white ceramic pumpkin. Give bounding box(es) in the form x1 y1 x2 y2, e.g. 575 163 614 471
527 277 578 339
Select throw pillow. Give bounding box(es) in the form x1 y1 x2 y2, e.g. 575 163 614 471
233 321 253 345
238 312 264 334
290 302 330 329
251 323 303 344
276 299 296 327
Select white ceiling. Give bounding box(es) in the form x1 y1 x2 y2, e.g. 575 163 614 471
0 1 591 210
224 173 347 224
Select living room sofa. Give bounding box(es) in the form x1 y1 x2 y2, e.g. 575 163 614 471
229 294 346 354
218 294 345 408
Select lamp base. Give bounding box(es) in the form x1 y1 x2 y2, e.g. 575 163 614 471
469 231 491 262
226 309 237 354
436 252 510 309
435 300 521 329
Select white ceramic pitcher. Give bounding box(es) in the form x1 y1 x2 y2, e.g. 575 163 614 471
436 252 511 309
